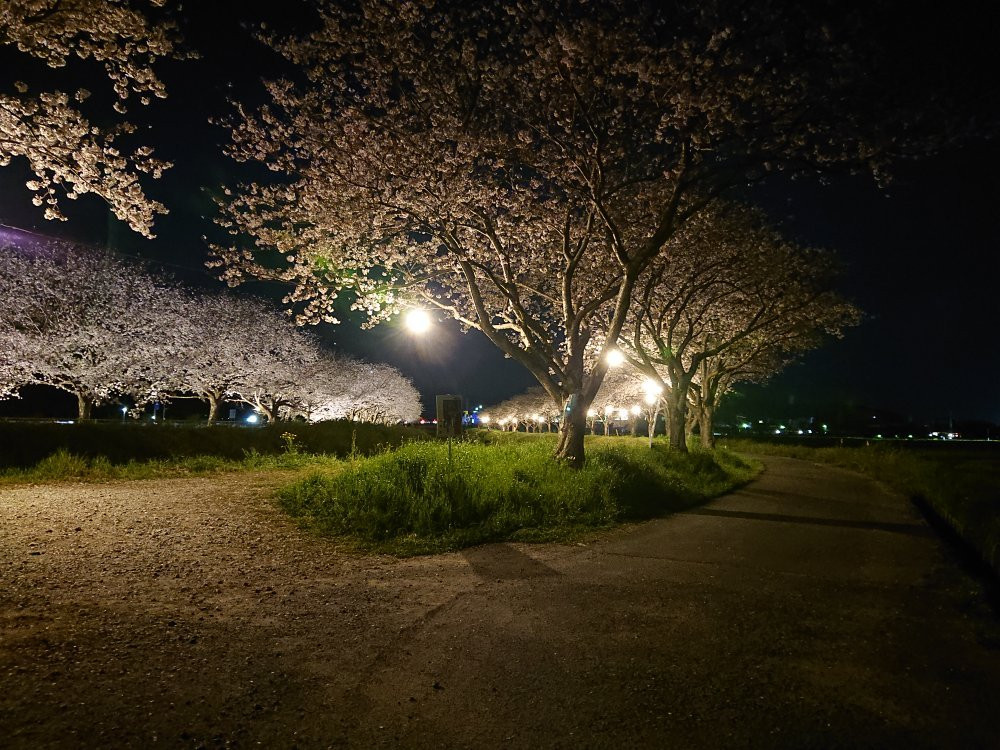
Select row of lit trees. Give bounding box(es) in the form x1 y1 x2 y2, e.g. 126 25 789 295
0 244 421 424
482 207 861 451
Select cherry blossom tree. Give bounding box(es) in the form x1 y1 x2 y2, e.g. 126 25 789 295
0 0 185 236
143 291 319 423
689 308 858 449
210 0 926 465
485 387 558 433
0 243 176 418
297 358 421 425
621 204 861 451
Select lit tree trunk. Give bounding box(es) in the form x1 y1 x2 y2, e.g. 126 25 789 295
76 393 93 421
665 385 688 452
206 393 220 424
699 405 716 450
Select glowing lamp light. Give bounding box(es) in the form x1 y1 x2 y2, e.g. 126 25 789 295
644 392 658 406
246 413 260 424
642 378 663 396
605 349 625 367
630 405 641 416
480 415 491 424
586 409 596 418
404 308 431 334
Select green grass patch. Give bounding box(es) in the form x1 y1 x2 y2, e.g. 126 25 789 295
723 438 1000 577
278 436 759 555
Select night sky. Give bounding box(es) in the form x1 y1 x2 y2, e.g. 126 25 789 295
1 1 997 424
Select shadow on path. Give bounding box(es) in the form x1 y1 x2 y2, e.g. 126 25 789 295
461 543 560 581
682 507 936 537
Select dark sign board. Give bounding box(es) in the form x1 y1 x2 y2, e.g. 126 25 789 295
436 395 463 438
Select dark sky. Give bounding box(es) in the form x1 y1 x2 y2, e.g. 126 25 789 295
1 1 997 423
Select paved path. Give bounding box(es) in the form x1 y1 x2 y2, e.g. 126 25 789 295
3 456 1000 748
346 455 1000 749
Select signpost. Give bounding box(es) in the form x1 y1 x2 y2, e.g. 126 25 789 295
436 395 463 465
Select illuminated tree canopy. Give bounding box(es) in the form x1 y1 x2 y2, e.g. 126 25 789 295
0 0 185 236
211 0 931 464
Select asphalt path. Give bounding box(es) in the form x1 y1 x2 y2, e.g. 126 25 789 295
4 455 1000 748
346 454 1000 749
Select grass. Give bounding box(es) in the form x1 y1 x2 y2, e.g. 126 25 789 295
723 438 1000 577
278 435 759 555
0 420 427 469
0 446 344 485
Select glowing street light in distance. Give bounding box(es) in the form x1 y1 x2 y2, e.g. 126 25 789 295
605 349 625 367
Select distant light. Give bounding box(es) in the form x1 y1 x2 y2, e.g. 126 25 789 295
631 405 641 416
404 308 431 334
644 392 658 406
774 429 782 435
480 415 491 424
605 349 625 367
587 409 596 418
797 429 804 435
245 414 259 424
741 422 752 429
121 406 128 414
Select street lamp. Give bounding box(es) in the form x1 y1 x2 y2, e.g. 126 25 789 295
605 349 625 367
404 308 431 334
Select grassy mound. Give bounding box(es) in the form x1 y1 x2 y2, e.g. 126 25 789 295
278 436 757 554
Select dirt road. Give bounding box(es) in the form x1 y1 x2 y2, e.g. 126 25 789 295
3 457 999 748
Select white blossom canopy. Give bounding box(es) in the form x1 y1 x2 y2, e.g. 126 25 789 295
0 0 185 236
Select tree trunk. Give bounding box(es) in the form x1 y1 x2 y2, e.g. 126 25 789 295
555 395 588 467
76 393 92 421
699 406 716 450
666 396 687 452
207 394 219 424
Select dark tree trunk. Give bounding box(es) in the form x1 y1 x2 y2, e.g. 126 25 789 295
555 395 588 467
76 393 92 421
666 396 687 452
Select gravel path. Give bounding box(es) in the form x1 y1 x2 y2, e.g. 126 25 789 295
1 473 483 748
3 459 1000 748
